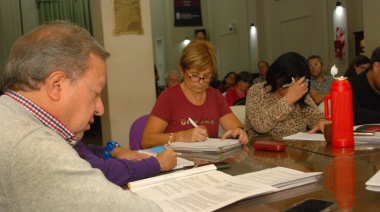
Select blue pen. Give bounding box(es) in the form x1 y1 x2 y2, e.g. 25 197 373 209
282 79 310 88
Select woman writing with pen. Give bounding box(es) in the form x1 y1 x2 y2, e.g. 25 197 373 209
245 52 330 141
141 40 248 149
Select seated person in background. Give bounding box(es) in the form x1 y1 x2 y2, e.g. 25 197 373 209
165 70 181 88
245 52 330 140
141 40 248 148
0 20 162 211
251 73 260 84
218 71 237 93
195 30 206 40
74 131 176 186
225 71 252 106
154 65 164 98
252 60 269 84
344 55 370 78
349 46 380 125
307 55 333 105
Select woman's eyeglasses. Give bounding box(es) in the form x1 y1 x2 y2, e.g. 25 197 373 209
185 71 213 83
357 66 367 71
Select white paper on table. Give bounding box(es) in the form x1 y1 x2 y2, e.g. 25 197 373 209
366 170 380 192
131 167 276 212
282 132 325 141
138 149 194 170
282 131 380 143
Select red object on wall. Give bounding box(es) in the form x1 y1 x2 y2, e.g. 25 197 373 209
335 27 345 58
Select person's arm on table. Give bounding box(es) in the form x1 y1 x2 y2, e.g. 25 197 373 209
142 115 209 148
74 141 176 186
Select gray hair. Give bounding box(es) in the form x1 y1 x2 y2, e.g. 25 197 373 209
165 70 182 81
3 20 110 92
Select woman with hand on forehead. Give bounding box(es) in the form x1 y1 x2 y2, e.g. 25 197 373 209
142 40 248 148
245 52 330 141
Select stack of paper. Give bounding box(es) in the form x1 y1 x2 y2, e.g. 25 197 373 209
236 167 323 191
179 147 242 162
169 138 241 153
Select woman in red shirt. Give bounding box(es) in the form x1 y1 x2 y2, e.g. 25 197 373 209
142 40 248 148
225 71 252 106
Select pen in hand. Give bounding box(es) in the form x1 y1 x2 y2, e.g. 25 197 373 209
282 79 310 88
188 117 209 139
188 117 199 128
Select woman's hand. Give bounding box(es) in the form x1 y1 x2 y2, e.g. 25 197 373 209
308 118 331 134
178 126 209 142
285 77 309 104
221 127 248 145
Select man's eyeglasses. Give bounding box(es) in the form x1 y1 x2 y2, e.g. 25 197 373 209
308 62 321 68
185 71 213 83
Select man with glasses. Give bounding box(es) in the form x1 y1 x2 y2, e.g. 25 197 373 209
349 47 380 125
307 55 333 105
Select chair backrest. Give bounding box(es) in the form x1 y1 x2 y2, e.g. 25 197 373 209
233 97 246 105
218 105 246 137
129 114 149 150
230 105 245 123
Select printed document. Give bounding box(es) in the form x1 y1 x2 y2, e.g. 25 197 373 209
128 165 322 212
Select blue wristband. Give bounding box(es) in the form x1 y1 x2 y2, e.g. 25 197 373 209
103 140 120 159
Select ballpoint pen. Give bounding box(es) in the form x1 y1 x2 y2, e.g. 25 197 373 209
282 79 310 88
188 117 199 128
188 117 209 139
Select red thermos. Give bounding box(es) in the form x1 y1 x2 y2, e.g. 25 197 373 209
324 77 354 147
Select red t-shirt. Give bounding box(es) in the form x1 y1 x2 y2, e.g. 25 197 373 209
151 84 232 137
225 85 247 106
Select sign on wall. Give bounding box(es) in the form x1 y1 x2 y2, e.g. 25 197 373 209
174 0 203 27
113 0 143 35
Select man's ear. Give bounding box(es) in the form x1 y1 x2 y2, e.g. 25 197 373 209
46 71 67 101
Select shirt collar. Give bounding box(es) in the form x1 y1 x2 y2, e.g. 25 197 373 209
5 90 77 145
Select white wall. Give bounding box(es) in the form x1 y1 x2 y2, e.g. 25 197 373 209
94 0 156 147
150 0 366 77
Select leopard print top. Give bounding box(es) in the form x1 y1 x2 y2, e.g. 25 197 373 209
245 82 324 141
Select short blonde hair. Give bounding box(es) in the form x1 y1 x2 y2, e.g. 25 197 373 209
179 40 217 74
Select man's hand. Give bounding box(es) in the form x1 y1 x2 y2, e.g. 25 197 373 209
156 148 177 171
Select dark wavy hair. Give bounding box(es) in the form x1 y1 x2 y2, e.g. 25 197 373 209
221 71 237 85
344 55 370 78
236 71 252 83
264 52 311 108
369 47 380 71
